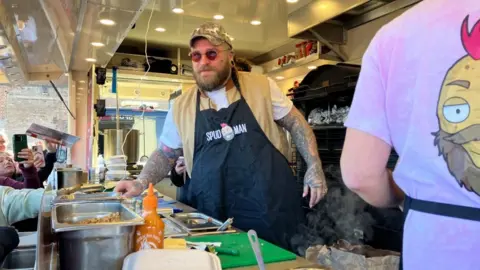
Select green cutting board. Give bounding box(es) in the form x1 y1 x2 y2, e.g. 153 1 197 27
186 232 297 269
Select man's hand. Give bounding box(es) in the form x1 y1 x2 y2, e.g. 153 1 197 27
115 143 183 197
303 164 328 208
175 159 186 175
115 179 146 197
276 106 328 207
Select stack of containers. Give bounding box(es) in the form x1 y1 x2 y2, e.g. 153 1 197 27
105 155 130 181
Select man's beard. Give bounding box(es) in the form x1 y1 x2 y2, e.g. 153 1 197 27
433 124 480 195
194 64 231 92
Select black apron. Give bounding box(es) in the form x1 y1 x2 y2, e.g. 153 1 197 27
181 88 305 250
399 195 480 269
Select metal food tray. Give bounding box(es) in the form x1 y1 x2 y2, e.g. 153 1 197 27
78 184 105 193
169 212 223 232
51 201 144 232
53 192 121 204
162 217 189 238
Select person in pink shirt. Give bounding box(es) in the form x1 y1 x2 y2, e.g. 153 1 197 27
340 1 480 269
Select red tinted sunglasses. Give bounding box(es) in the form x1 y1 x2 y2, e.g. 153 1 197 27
189 49 229 62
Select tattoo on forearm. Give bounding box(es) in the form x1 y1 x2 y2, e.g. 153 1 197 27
137 142 183 187
277 107 320 166
277 107 325 186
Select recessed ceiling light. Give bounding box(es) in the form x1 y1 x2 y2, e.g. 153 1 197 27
307 65 317 70
213 14 224 20
99 19 116 26
64 73 69 76
85 58 97 62
275 76 284 80
79 80 85 83
91 42 105 47
172 8 184 14
250 20 262 26
155 27 166 32
287 0 298 3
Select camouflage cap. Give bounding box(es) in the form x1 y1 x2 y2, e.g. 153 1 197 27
190 22 233 49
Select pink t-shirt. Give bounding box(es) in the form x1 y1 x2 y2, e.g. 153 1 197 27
345 0 480 269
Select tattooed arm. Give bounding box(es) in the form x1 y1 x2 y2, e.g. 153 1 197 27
276 106 327 207
115 142 183 197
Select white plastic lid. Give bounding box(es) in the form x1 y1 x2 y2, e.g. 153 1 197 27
122 249 222 270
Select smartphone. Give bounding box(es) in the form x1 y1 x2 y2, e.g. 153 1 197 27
13 134 28 162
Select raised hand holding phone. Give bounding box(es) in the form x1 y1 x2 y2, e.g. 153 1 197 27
17 149 34 168
12 134 28 162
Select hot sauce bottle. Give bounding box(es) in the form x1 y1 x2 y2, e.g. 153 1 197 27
134 183 165 251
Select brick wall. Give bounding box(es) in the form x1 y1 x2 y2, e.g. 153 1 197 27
0 84 69 151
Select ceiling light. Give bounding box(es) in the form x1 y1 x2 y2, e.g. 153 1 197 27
275 76 284 80
85 58 97 62
213 14 224 20
64 73 69 76
91 42 105 47
79 80 85 83
287 0 298 3
99 19 116 26
307 65 317 70
155 27 166 32
250 20 262 26
172 8 184 14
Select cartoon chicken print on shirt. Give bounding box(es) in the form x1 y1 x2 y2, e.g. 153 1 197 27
433 15 480 195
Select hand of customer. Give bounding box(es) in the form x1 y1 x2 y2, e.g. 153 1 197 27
18 149 34 168
303 164 328 208
175 161 186 175
114 179 145 197
46 141 57 153
33 151 45 169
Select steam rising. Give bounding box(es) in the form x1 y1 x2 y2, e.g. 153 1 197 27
291 165 376 256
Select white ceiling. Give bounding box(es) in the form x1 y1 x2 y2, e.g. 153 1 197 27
124 0 314 59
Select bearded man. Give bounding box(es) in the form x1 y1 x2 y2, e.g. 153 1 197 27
115 22 327 250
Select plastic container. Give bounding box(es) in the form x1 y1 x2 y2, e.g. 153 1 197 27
107 155 128 165
105 170 130 181
122 249 222 270
134 183 165 251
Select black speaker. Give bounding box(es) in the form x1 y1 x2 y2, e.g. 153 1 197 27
94 99 106 117
95 68 107 85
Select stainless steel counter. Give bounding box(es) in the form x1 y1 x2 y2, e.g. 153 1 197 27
35 187 320 270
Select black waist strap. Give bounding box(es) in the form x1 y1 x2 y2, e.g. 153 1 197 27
404 195 480 222
400 195 480 270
